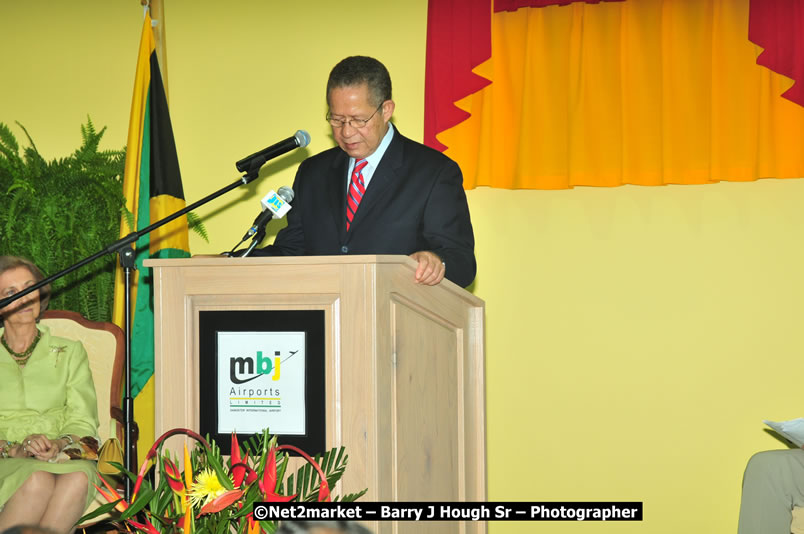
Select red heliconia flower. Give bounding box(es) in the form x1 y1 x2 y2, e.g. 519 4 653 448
231 433 241 466
231 433 248 487
247 514 261 534
198 489 244 516
163 457 185 494
230 433 260 488
232 460 257 488
257 479 297 502
127 518 160 534
263 447 277 493
258 446 297 502
93 482 128 513
317 479 331 503
94 474 135 512
279 445 330 502
244 452 259 485
278 444 331 502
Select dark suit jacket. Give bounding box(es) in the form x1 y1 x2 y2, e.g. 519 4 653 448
251 128 476 287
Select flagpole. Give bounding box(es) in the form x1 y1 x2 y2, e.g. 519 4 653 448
125 0 169 494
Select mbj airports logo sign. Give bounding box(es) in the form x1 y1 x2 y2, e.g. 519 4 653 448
230 350 291 384
216 332 306 436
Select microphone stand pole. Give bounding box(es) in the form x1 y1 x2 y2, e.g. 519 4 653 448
241 226 267 257
0 170 262 501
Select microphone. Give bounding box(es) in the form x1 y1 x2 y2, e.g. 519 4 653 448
241 186 295 241
235 130 311 175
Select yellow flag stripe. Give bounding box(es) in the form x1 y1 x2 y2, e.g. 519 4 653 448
112 13 156 330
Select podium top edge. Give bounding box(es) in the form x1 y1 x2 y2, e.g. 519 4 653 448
143 254 483 304
143 254 412 267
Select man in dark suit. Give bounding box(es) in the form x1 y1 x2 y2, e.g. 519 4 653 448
250 56 476 288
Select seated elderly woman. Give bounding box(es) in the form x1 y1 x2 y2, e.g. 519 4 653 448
0 256 99 534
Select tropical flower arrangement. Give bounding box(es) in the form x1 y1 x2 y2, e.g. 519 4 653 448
80 428 366 533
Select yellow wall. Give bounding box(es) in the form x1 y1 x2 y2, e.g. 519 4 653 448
3 2 804 533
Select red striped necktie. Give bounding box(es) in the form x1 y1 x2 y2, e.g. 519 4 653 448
346 159 368 231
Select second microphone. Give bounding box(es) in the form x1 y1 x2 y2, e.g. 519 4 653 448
242 186 295 241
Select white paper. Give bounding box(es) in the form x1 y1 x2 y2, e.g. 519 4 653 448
764 418 804 448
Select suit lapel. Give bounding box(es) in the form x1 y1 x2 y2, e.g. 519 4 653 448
347 129 405 234
325 152 350 242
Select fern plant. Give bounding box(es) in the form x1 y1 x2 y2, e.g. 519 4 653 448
0 119 126 322
0 118 208 322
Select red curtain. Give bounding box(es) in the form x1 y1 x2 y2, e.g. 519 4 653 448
748 0 804 108
424 0 491 151
494 0 621 12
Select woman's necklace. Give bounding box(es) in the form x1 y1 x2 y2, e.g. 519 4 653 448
1 329 42 367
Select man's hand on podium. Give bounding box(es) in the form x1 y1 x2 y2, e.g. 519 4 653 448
410 250 445 286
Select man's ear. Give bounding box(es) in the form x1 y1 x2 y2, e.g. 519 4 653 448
382 99 396 122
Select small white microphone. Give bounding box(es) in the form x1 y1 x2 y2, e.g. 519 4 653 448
242 186 294 240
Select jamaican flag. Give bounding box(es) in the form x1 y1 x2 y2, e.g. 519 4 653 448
113 12 190 399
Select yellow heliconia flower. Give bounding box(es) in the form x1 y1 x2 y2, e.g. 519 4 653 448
187 468 228 508
184 443 193 493
183 443 193 513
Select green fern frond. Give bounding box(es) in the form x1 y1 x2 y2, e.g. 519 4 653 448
121 205 135 234
14 121 40 157
186 211 209 242
81 115 97 141
2 119 125 321
0 123 21 164
336 488 369 502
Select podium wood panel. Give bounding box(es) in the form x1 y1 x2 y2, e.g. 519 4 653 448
145 255 486 533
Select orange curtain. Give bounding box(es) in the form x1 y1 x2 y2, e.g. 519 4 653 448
437 0 804 189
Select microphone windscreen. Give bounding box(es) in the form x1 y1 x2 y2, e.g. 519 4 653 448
294 130 311 148
277 186 295 203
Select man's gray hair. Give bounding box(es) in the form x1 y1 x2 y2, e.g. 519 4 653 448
326 56 392 108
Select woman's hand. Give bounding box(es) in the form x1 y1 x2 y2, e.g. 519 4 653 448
7 442 30 458
33 441 62 461
21 434 58 460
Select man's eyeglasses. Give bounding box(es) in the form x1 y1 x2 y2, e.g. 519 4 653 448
326 103 383 129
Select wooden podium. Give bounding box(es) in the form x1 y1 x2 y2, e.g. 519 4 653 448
145 255 486 532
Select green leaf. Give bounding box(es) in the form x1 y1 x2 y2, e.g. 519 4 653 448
199 441 235 491
337 488 369 502
120 484 156 520
77 499 122 523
